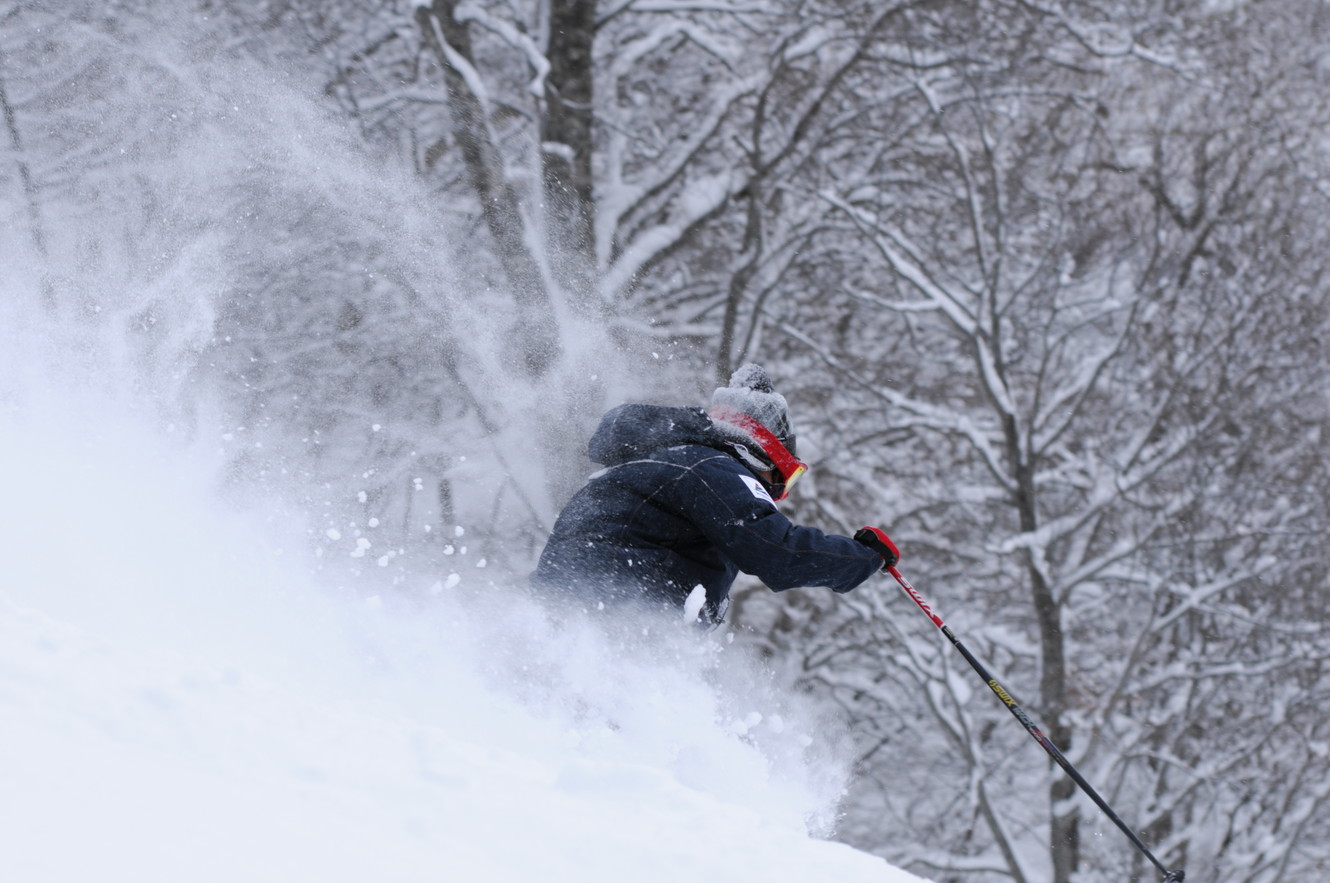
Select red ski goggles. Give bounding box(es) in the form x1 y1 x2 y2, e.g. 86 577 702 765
710 407 809 501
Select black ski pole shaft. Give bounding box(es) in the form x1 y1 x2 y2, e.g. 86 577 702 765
881 555 1184 883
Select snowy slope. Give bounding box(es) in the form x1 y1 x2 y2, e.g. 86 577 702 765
0 397 928 883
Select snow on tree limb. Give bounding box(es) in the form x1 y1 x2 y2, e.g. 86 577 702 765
453 1 550 97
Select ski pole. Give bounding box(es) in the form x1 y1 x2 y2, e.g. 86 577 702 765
854 529 1185 883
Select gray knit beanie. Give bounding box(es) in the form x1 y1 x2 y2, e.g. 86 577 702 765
709 364 796 456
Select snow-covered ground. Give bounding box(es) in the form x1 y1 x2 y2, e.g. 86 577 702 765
0 383 927 882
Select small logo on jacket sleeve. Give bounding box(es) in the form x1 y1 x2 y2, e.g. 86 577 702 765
738 474 776 506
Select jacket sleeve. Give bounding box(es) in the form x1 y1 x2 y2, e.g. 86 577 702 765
670 455 883 593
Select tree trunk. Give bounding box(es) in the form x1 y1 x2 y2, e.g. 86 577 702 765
715 185 762 384
1008 415 1079 883
541 0 598 312
0 68 55 309
416 0 560 377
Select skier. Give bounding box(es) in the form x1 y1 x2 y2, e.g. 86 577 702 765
532 364 899 625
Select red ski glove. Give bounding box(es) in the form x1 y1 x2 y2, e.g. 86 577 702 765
853 527 900 570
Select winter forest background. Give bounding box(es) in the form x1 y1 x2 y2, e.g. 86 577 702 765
4 1 1330 881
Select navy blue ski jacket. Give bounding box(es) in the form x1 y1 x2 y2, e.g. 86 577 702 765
532 404 883 620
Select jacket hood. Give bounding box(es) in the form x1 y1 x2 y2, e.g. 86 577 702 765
588 404 725 466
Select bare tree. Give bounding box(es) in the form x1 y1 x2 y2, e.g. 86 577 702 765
734 2 1330 881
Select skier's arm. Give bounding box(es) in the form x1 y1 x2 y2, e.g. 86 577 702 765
677 459 884 592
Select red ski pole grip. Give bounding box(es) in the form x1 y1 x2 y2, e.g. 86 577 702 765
854 527 900 569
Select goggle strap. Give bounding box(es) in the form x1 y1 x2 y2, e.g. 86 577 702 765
709 407 807 481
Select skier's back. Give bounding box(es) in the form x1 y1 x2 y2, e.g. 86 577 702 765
532 364 896 624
